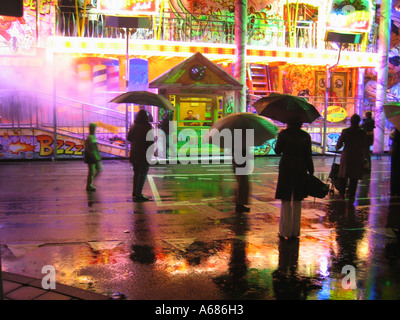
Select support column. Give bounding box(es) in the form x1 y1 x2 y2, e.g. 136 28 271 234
234 0 247 113
374 0 392 154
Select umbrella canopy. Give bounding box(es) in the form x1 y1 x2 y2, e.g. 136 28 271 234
252 93 321 124
109 91 175 110
204 112 278 147
384 102 400 130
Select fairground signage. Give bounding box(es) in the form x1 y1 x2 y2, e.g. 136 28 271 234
326 0 375 33
98 0 159 15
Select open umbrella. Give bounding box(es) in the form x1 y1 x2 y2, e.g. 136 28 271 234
204 112 278 147
384 102 400 130
252 93 321 124
109 91 175 110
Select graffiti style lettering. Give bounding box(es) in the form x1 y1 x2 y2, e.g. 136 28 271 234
56 140 64 154
64 141 76 155
37 134 84 157
24 0 52 15
37 134 54 157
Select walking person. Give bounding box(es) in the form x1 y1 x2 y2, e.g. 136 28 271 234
127 109 155 201
361 111 375 172
275 119 314 240
232 148 251 213
84 123 103 192
335 114 368 202
390 127 400 197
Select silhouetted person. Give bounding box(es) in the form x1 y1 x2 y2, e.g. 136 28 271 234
84 123 102 191
390 128 400 197
335 114 367 202
127 110 155 201
361 111 375 172
275 119 314 240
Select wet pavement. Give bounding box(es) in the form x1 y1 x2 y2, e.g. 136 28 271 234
0 155 400 301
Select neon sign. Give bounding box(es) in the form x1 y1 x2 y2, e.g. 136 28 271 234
99 0 158 15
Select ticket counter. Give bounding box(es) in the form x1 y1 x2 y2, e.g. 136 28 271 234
149 52 242 158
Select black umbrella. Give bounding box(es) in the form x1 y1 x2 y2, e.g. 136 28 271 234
253 93 321 124
204 112 278 147
109 91 175 110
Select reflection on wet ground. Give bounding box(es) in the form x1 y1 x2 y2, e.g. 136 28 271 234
0 156 399 300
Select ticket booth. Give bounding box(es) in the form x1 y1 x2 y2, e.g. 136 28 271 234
149 52 242 157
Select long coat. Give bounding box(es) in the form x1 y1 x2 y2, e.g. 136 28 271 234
127 122 154 166
275 128 314 201
336 126 367 180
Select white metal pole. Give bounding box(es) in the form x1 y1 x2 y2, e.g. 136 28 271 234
374 0 392 154
234 0 247 113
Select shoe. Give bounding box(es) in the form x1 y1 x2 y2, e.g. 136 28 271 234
278 234 289 241
86 186 96 192
235 204 250 213
134 195 150 202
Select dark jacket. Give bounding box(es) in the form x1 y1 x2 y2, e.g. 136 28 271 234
336 126 367 180
274 127 314 201
127 113 154 165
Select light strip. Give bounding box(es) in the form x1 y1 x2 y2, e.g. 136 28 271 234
48 37 379 67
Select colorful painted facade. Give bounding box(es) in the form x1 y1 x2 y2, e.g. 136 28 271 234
0 0 397 159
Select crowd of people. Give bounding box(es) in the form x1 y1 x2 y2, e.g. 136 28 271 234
83 110 400 241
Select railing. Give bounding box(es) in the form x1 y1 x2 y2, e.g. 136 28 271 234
55 6 378 53
0 91 127 147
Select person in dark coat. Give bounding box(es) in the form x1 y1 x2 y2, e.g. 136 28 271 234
84 123 103 191
390 128 400 197
275 120 314 240
361 111 375 171
335 114 367 201
232 147 251 213
127 109 155 201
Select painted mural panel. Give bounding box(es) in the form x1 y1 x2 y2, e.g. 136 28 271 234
0 0 55 53
0 130 120 160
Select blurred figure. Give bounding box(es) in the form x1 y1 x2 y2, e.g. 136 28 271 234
233 149 251 213
84 123 103 192
158 110 173 158
275 119 314 240
390 127 400 197
335 114 368 201
361 111 375 172
127 109 155 201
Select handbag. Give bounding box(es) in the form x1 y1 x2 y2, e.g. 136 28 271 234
307 174 329 198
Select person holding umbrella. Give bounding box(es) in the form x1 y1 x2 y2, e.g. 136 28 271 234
274 118 314 240
204 112 278 213
127 109 155 201
252 93 319 240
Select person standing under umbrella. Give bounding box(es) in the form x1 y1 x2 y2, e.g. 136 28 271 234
127 109 155 201
274 119 314 240
335 114 368 202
